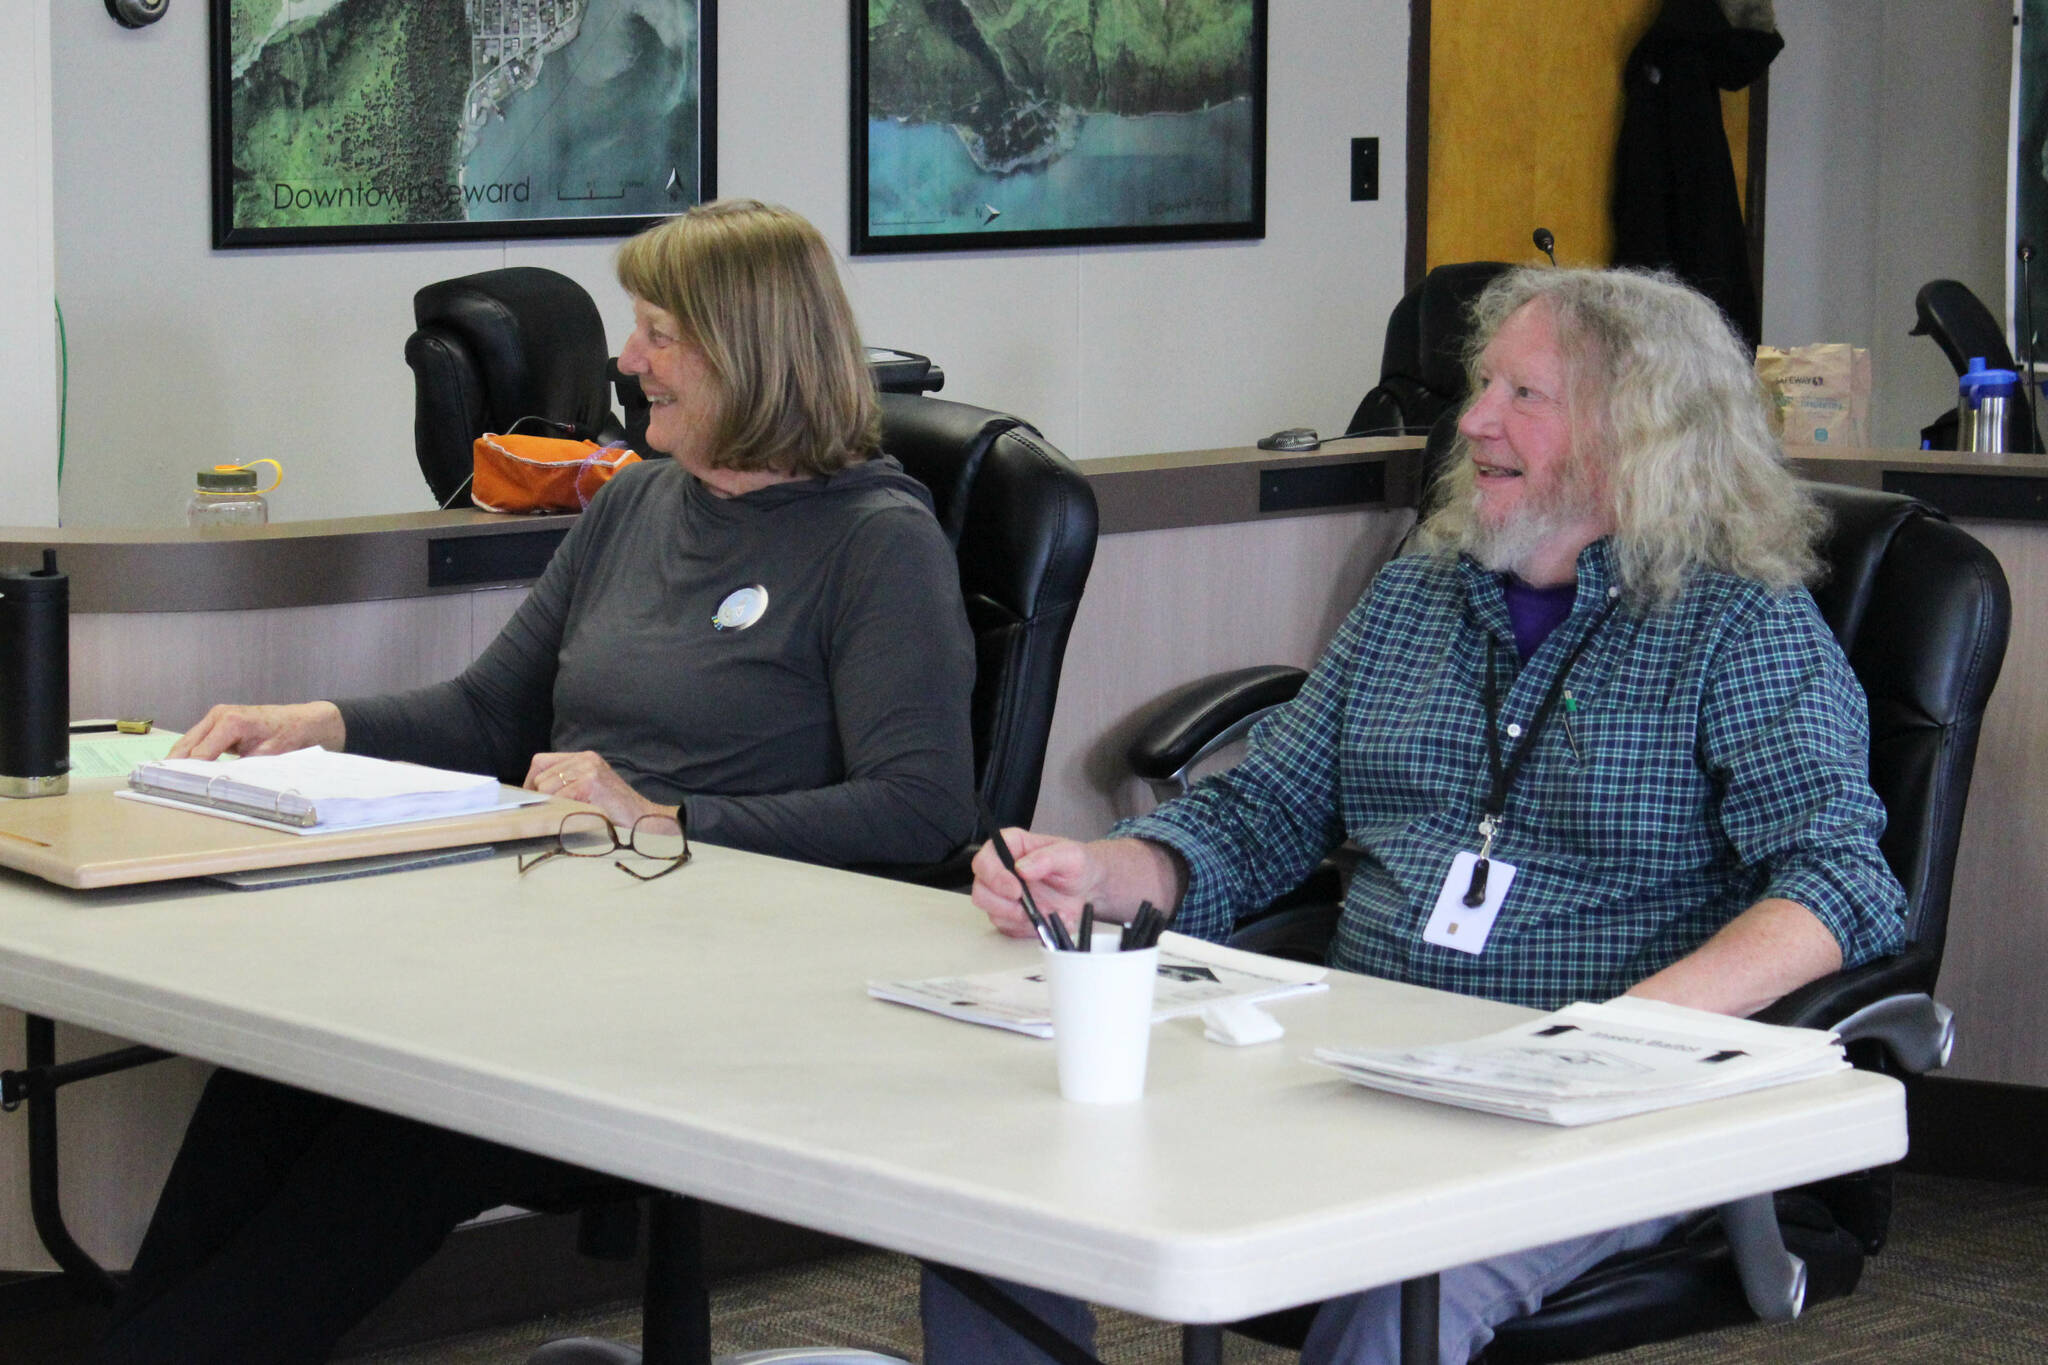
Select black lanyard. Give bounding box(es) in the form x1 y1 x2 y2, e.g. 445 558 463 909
1463 595 1619 907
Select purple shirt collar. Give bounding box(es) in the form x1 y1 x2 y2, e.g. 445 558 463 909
1500 575 1578 660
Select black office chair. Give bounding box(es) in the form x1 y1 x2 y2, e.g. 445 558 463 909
405 267 630 508
1909 278 2043 453
529 394 1099 1365
1128 484 2010 1360
405 266 951 511
874 393 1097 847
1347 262 1511 439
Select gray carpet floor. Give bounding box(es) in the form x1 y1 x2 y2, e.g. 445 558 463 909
341 1174 2048 1364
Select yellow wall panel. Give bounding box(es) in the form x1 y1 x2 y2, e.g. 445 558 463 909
1427 0 1750 272
1723 88 1750 215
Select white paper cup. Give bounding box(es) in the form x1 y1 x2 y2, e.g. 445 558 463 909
1044 945 1159 1103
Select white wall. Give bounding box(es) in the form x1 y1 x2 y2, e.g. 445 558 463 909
1 2 59 529
1762 0 2013 448
48 2 1409 528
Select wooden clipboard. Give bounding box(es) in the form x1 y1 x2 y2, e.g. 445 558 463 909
0 781 587 890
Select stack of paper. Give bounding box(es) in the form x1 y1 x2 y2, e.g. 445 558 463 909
123 746 505 834
1313 997 1847 1126
69 727 180 779
868 932 1328 1038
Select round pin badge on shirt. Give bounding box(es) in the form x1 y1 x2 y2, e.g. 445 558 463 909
712 584 769 631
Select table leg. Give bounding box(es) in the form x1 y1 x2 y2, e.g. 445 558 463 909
1400 1274 1440 1365
642 1193 712 1365
1182 1323 1225 1364
5 1014 133 1301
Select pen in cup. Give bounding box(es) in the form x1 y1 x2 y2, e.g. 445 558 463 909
1122 900 1169 950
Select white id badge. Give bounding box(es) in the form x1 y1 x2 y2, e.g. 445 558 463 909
1423 851 1517 955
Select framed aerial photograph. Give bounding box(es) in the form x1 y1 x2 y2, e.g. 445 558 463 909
851 0 1267 254
210 0 716 248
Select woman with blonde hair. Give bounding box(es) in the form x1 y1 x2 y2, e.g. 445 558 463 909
96 200 976 1364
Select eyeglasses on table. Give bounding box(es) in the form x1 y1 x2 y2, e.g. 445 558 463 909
518 810 690 881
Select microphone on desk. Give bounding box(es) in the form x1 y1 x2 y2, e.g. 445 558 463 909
2022 241 2040 452
1533 228 1558 267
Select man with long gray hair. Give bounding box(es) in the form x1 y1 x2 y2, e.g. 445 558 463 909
929 268 1907 1364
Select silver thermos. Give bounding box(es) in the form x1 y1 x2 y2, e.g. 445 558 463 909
0 549 70 798
1957 356 2020 453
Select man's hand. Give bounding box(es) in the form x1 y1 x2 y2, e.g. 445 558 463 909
169 702 345 760
969 834 1186 941
526 751 668 828
971 830 1103 939
1625 897 1844 1017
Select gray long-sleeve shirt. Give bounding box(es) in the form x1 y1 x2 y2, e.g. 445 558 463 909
338 456 976 867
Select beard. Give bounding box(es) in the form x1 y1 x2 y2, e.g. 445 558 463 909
1470 504 1581 577
1464 453 1607 579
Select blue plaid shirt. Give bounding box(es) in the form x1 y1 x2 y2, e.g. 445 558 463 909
1117 540 1907 1010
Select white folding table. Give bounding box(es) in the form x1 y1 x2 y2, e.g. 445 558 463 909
0 841 1906 1362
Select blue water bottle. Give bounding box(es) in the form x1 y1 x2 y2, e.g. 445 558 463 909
1957 356 2019 453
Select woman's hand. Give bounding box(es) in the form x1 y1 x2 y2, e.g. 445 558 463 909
169 702 345 760
526 751 667 827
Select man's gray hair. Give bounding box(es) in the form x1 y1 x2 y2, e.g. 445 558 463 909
1416 267 1822 603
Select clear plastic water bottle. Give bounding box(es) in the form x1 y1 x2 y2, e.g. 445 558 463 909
187 460 279 527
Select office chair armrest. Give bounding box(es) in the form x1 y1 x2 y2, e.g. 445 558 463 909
1750 949 1952 1073
1831 994 1954 1074
1128 666 1307 788
1226 902 1342 964
1751 949 1931 1028
1223 861 1353 965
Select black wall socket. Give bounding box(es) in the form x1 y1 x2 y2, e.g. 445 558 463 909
1350 137 1379 202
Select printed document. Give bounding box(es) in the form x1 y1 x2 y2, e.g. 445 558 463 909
868 932 1328 1038
1313 996 1847 1125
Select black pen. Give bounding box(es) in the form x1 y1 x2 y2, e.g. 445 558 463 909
1079 903 1095 952
1130 901 1155 950
976 795 1060 950
1134 899 1172 950
1046 908 1075 952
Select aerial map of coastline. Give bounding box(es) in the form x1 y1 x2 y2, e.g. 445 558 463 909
223 0 704 238
863 0 1259 240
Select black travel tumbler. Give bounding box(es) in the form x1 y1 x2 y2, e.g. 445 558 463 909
0 549 70 798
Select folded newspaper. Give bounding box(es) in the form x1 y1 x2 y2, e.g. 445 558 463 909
868 932 1327 1038
1312 997 1847 1126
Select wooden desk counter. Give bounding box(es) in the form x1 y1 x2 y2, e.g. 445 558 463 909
0 440 1426 612
0 510 578 614
5 438 2039 620
1790 443 2048 521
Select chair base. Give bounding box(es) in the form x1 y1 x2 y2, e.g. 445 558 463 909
1220 1194 1869 1365
1475 1196 1866 1364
